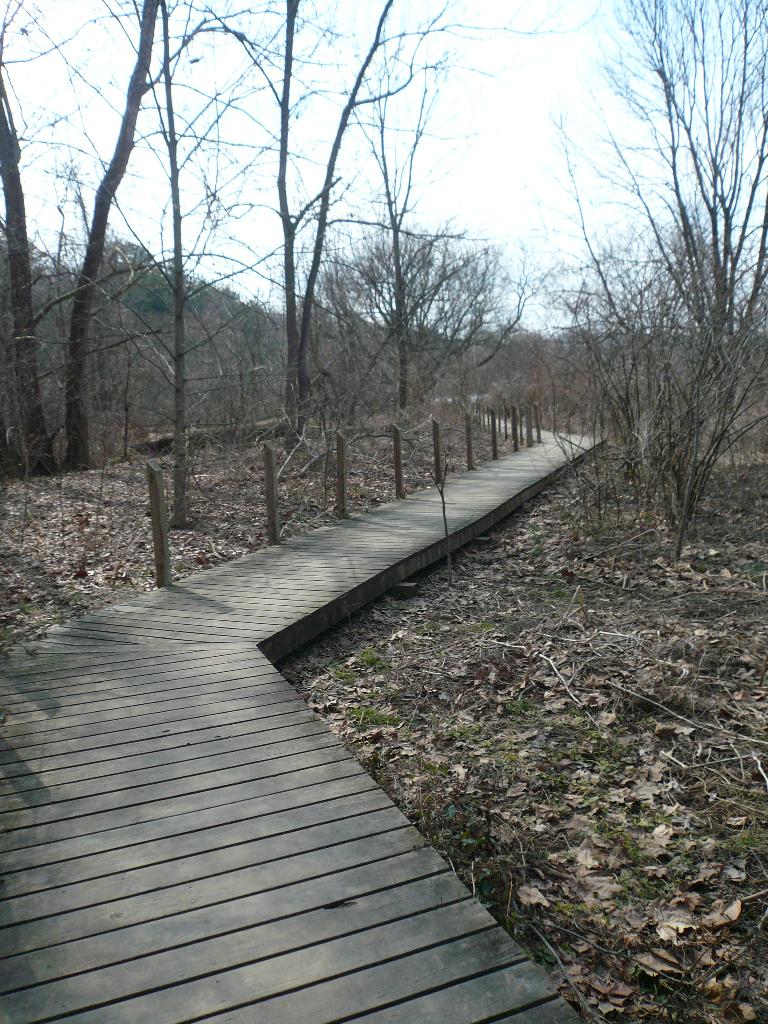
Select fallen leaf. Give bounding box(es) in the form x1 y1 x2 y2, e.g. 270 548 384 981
702 898 742 929
517 884 550 908
635 948 683 976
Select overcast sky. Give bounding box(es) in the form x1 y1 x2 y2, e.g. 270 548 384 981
7 0 626 326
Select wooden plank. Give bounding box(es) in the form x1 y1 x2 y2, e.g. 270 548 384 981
4 669 289 725
357 973 576 1022
0 850 450 994
0 699 307 771
1 759 368 854
40 905 502 1024
1 746 356 834
1 875 472 1021
4 805 408 924
2 730 341 811
1 681 298 741
0 705 316 780
7 719 330 794
1 828 426 956
1 773 380 873
3 788 393 900
168 928 526 1024
0 660 282 714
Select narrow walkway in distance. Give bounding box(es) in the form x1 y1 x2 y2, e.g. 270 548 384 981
0 434 591 1023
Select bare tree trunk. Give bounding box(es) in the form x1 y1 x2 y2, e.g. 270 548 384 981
397 326 408 416
63 0 158 469
160 0 188 527
0 71 51 475
122 346 132 461
278 0 300 428
392 219 408 416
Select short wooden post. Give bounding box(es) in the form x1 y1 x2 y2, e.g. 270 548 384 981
490 408 498 459
503 407 509 440
511 405 519 452
465 411 474 470
534 403 543 443
335 431 347 518
262 443 280 545
432 417 442 485
392 425 405 499
525 405 534 447
145 460 171 587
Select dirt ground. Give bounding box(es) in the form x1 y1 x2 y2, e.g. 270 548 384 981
282 457 768 1023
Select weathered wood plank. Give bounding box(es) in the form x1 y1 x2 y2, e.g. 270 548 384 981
1 828 425 956
0 850 450 994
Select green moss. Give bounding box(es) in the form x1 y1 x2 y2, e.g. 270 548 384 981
358 647 390 670
348 705 399 727
443 721 486 742
504 697 536 717
331 666 357 684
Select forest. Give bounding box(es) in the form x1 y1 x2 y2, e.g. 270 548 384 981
1 1 767 1022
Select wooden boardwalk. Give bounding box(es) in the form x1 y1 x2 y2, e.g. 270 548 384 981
1 434 590 1023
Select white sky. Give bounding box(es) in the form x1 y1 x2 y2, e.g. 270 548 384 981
5 0 629 328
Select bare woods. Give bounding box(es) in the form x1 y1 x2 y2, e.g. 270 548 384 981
0 0 766 560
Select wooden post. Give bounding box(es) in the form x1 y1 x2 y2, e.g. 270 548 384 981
262 443 280 545
335 431 347 518
490 408 498 459
503 407 509 440
465 411 474 470
392 425 405 499
432 418 442 485
145 460 171 588
534 403 543 443
525 405 534 447
511 405 519 452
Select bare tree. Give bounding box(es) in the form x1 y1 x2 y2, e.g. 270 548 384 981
569 0 768 558
158 0 188 525
0 7 51 474
365 74 434 416
323 226 527 414
223 1 454 431
277 0 396 432
63 0 159 469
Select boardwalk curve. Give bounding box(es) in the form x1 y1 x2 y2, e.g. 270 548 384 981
1 434 591 1023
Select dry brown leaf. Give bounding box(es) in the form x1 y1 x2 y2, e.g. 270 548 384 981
723 860 747 882
635 948 683 976
517 884 550 908
575 839 602 871
702 898 742 929
576 873 623 902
